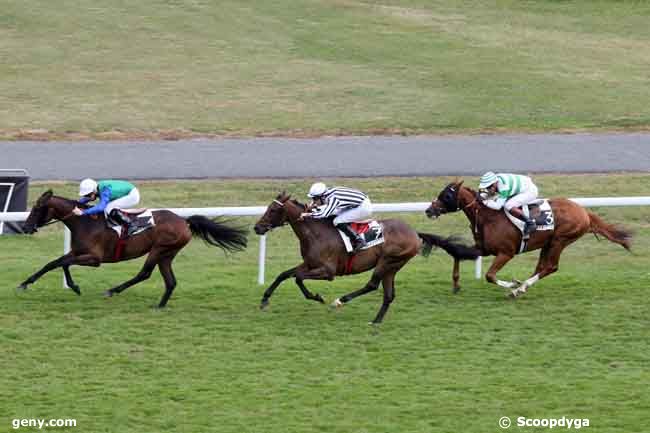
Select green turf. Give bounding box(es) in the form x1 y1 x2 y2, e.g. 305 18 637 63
2 1 650 137
1 175 649 432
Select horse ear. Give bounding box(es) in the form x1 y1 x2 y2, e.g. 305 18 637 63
37 190 53 204
457 180 464 188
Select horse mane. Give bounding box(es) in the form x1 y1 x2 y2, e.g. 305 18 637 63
52 194 88 209
289 199 306 210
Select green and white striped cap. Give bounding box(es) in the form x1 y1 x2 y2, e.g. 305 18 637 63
479 171 498 189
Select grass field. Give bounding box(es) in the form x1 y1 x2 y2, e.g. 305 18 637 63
2 0 650 138
1 174 649 432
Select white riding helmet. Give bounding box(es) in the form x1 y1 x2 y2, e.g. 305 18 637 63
79 178 98 196
308 182 327 198
479 172 498 190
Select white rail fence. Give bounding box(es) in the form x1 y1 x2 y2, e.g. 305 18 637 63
2 197 650 288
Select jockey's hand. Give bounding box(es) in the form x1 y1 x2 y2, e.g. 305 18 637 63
299 212 311 221
72 207 84 216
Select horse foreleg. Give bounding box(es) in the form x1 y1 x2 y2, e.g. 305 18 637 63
295 266 335 281
485 253 518 290
452 258 461 293
295 278 325 304
63 265 81 295
18 253 99 292
260 265 299 309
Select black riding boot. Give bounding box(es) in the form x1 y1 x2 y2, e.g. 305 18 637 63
524 218 537 235
109 209 132 237
511 208 537 235
336 223 366 252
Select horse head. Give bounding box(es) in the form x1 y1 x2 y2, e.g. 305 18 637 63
23 190 56 234
254 191 292 235
426 181 465 219
23 190 81 234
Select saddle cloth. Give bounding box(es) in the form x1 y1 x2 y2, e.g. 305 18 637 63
337 220 385 253
108 209 156 237
505 200 554 253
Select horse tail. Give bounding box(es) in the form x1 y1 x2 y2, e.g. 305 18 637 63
588 212 632 251
418 232 480 260
187 216 248 252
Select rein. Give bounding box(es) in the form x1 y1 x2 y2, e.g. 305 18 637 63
456 189 480 235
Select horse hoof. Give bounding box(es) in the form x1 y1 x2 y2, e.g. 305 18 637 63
508 290 519 298
452 286 461 294
259 300 269 310
315 294 325 304
330 298 344 309
16 283 28 292
69 285 81 296
103 290 114 298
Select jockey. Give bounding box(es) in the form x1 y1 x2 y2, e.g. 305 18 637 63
302 182 372 252
73 179 141 228
478 172 539 234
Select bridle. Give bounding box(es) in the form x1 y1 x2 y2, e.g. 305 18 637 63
452 186 482 235
33 197 79 229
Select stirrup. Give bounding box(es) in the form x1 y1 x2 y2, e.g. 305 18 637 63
524 220 537 234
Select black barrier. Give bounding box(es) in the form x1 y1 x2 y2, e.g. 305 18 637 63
0 169 29 234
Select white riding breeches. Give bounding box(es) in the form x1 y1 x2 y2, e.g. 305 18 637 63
333 198 373 225
104 188 141 218
505 184 538 211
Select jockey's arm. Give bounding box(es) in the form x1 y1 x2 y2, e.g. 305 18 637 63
82 186 112 215
483 196 507 210
310 198 339 219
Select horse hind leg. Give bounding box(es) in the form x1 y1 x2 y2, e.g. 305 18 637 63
104 254 158 299
331 271 382 309
370 273 396 325
512 240 572 297
157 256 178 308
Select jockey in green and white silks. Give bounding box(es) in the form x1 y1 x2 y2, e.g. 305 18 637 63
73 179 141 226
478 172 539 234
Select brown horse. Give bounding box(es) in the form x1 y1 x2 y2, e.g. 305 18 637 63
425 181 632 297
20 190 247 307
253 192 479 324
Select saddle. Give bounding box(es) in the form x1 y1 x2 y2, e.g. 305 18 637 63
337 220 385 253
107 208 156 238
505 199 555 253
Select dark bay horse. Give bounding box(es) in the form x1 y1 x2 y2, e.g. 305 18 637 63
426 181 632 297
20 190 247 307
253 192 479 324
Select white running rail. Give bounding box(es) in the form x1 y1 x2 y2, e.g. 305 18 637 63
2 197 650 288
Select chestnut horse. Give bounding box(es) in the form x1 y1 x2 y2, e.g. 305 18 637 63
426 181 632 297
20 190 247 307
254 192 479 324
